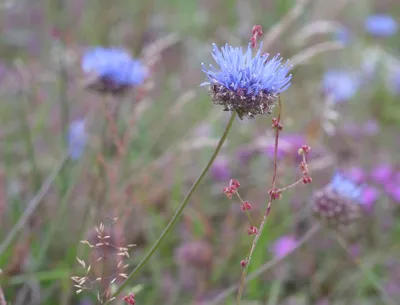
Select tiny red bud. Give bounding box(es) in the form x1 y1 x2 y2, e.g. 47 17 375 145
229 179 240 189
268 188 282 200
240 259 247 267
240 201 252 212
302 175 312 184
123 294 135 305
247 225 258 235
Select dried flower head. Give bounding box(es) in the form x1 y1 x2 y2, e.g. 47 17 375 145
311 172 372 241
201 43 292 119
81 47 147 94
364 14 398 38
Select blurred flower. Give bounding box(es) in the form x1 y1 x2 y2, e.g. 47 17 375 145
322 70 361 103
311 172 366 241
334 27 352 45
346 167 366 184
236 146 257 165
361 186 379 212
370 164 393 184
201 43 292 119
388 65 400 95
81 47 147 94
68 119 88 160
271 235 297 259
364 14 398 38
384 182 400 202
211 156 231 181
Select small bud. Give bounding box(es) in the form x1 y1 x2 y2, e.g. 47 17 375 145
240 201 252 212
302 175 313 184
272 118 283 130
298 145 311 155
229 179 240 190
268 188 282 200
123 293 136 305
223 186 234 199
247 225 258 235
240 259 248 267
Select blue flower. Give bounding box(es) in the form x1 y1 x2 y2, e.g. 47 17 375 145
67 119 88 160
334 28 352 45
81 47 147 94
330 171 364 202
201 43 292 119
322 70 360 103
364 14 398 37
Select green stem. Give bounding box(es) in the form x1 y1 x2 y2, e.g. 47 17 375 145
110 111 237 300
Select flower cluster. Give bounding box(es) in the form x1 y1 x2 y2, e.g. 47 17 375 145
81 47 147 94
123 293 136 305
201 43 292 119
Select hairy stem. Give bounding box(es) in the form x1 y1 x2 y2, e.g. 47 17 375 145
109 111 237 301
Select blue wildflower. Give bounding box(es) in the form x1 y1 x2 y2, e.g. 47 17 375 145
334 28 352 45
67 119 88 160
364 14 398 37
322 70 360 103
330 171 364 202
201 43 292 119
81 47 147 94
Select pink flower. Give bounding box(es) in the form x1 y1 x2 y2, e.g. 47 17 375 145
271 235 297 258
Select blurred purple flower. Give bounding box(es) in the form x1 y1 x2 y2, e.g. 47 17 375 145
361 186 379 212
322 70 361 103
264 145 285 160
370 164 393 184
348 243 361 257
385 182 400 202
81 47 147 93
364 14 398 37
211 156 231 181
363 120 380 136
347 167 366 184
236 147 256 165
271 235 297 259
68 119 88 160
388 66 400 95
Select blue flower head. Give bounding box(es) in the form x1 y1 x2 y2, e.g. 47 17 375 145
81 47 147 94
201 43 292 119
67 119 88 161
322 70 360 103
364 14 398 37
330 171 365 203
334 28 352 45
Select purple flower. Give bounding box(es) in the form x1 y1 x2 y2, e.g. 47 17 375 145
211 156 231 181
236 147 256 165
201 43 292 119
81 47 147 93
364 14 398 37
385 182 400 202
347 167 366 184
361 186 379 212
322 70 361 103
271 235 297 259
370 164 393 184
67 119 88 160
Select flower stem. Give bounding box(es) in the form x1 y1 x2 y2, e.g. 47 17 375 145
110 111 237 300
237 98 283 304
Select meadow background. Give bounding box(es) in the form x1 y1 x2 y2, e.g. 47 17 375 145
1 0 400 304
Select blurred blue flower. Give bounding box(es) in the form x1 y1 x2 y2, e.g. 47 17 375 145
68 119 88 160
388 66 400 95
364 14 398 37
330 171 364 202
334 27 352 45
81 47 147 93
322 70 360 103
201 43 292 119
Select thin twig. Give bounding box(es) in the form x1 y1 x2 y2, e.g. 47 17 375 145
237 98 283 303
209 223 321 305
0 156 68 255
